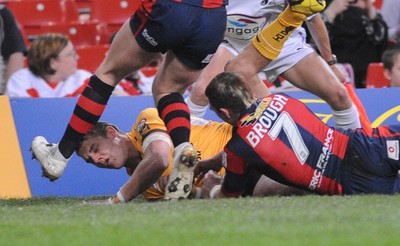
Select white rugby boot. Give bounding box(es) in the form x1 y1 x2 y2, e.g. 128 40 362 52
30 136 69 181
164 142 198 200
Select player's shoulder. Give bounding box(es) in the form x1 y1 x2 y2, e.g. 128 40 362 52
137 108 160 122
134 108 166 136
8 68 34 84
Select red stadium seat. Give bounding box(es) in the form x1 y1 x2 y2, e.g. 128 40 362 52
76 44 109 73
36 21 101 48
365 62 390 88
5 0 80 41
373 0 383 9
90 0 140 41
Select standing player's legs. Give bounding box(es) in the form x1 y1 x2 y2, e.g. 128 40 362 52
282 52 361 130
186 45 270 118
225 1 325 79
185 46 234 118
151 5 227 200
31 20 158 181
152 52 201 200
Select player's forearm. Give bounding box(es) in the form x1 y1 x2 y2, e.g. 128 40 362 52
110 155 168 203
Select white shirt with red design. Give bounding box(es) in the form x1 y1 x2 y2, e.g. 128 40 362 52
6 68 91 98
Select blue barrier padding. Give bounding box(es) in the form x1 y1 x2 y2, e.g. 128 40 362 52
10 88 400 197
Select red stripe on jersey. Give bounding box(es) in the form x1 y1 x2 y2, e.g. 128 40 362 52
142 0 155 13
202 0 224 8
160 102 189 119
77 95 107 116
165 117 190 132
69 114 94 134
376 125 400 138
243 133 341 194
330 131 349 159
172 0 226 8
286 98 331 144
283 96 349 158
224 148 248 175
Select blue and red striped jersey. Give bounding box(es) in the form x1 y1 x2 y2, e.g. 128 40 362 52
223 93 350 195
171 0 227 8
142 0 227 8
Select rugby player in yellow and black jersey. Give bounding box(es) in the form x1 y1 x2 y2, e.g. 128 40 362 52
77 108 305 204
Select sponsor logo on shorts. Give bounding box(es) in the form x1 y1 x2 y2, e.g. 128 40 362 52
387 140 399 160
142 29 158 46
201 54 214 64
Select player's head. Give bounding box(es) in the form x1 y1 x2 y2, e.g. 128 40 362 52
76 122 131 169
382 44 400 87
206 72 254 125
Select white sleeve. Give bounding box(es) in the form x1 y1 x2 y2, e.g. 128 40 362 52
5 71 30 97
142 132 172 153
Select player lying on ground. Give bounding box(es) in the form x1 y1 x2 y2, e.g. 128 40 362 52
195 72 400 198
76 108 308 204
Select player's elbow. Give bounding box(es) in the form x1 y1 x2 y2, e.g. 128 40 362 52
150 151 170 171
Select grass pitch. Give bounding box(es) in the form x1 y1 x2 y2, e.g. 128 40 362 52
1 195 399 246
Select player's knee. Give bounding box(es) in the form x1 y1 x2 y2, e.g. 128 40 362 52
225 59 254 79
326 84 352 110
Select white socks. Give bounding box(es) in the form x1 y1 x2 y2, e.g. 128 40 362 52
185 96 209 118
332 104 361 130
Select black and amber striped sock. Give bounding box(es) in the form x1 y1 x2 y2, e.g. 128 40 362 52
157 92 190 147
59 75 114 158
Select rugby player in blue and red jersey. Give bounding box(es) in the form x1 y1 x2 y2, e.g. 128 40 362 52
197 72 400 197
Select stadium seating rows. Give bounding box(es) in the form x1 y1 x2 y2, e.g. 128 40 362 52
1 0 141 79
2 0 140 47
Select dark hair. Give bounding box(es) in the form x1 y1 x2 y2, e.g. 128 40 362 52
76 121 122 151
205 72 254 114
382 44 400 70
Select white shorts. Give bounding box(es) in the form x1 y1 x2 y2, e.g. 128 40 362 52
221 28 315 83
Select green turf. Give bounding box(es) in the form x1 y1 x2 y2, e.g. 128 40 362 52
1 195 399 246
